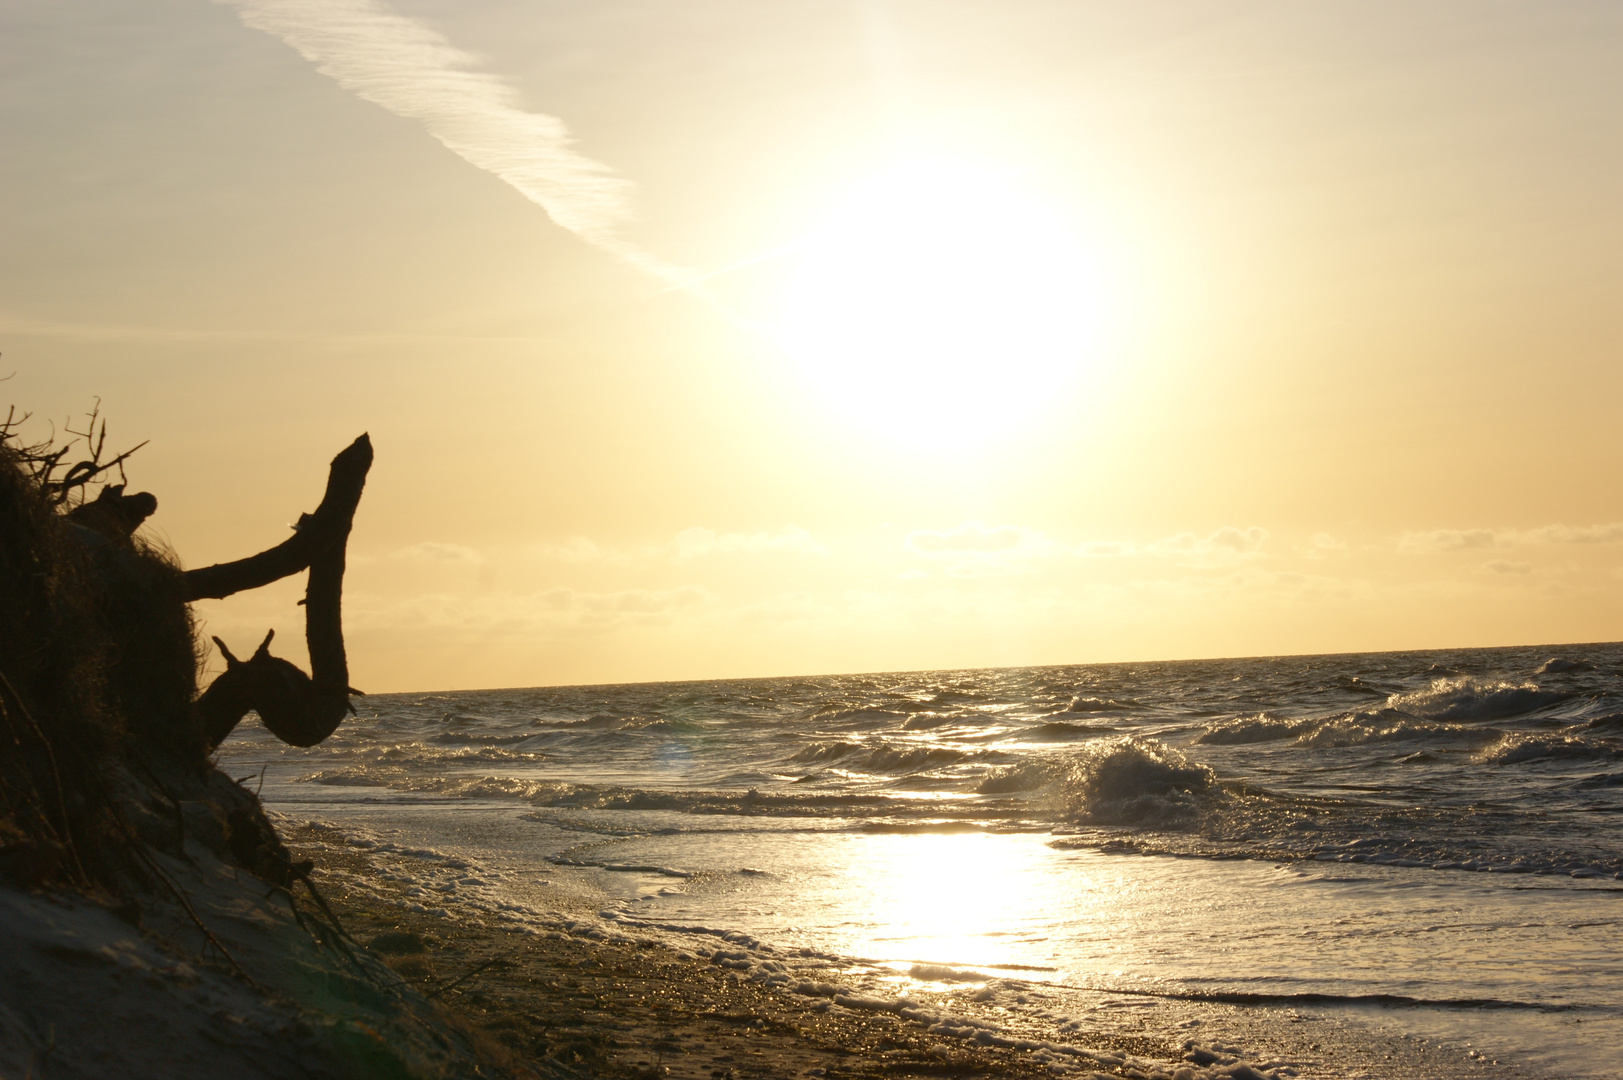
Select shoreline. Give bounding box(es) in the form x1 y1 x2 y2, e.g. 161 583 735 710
284 821 1525 1080
289 822 1081 1079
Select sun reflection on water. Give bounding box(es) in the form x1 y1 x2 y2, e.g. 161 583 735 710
827 831 1107 978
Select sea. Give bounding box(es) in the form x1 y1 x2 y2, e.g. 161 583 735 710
218 642 1623 1078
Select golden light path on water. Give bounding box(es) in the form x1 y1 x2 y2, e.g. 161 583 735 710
826 832 1098 980
770 159 1108 448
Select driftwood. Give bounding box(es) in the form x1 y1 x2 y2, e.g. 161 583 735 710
194 435 372 749
183 435 372 602
66 484 158 542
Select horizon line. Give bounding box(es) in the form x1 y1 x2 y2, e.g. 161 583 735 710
362 636 1623 696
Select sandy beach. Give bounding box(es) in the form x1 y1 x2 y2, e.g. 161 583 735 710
280 822 1529 1080
309 844 1061 1078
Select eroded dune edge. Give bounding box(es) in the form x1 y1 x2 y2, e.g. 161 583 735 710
0 424 523 1078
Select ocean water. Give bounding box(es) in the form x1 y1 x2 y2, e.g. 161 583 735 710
219 643 1623 1077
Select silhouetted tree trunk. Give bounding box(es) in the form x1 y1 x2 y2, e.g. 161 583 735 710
194 435 371 749
182 435 371 602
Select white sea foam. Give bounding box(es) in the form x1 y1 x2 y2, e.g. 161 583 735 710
1538 657 1596 674
1292 709 1464 748
1056 737 1216 826
1480 732 1610 765
1387 676 1567 722
1193 714 1314 745
790 740 978 773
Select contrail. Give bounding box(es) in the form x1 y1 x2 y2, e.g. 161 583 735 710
218 0 692 287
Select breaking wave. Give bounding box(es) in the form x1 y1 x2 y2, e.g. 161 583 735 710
1193 714 1314 745
1538 657 1596 674
1063 695 1138 712
789 741 976 774
1195 709 1472 748
1388 677 1567 722
1480 734 1614 766
1293 709 1468 748
1056 737 1216 826
1024 721 1117 741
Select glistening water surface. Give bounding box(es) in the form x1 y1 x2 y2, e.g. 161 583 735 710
221 643 1623 1077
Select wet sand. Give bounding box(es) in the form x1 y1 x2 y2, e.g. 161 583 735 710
297 830 1088 1078
288 825 1525 1080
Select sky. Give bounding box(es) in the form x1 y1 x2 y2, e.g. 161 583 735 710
3 0 1622 691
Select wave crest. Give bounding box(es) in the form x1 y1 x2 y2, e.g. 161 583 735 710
1293 709 1463 748
1537 657 1595 674
1386 677 1566 722
1194 714 1314 745
1481 734 1611 765
1024 721 1117 741
1063 695 1138 713
790 740 972 774
975 760 1058 794
1057 737 1215 826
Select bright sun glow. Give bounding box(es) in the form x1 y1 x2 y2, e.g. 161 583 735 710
835 832 1067 978
773 159 1106 447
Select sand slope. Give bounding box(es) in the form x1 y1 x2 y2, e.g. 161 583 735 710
0 836 543 1080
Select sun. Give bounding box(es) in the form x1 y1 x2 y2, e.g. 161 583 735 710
771 159 1106 448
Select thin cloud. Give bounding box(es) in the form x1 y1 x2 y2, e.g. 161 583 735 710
1303 532 1348 559
907 522 1051 556
1400 522 1623 552
1148 526 1269 557
346 585 709 637
1523 522 1623 545
1073 526 1269 562
394 541 481 564
1483 560 1532 575
1075 540 1136 558
1400 529 1498 552
672 526 827 560
905 523 1055 578
530 527 827 565
220 0 689 284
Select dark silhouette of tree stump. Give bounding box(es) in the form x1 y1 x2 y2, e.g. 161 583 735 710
66 483 158 542
194 435 372 749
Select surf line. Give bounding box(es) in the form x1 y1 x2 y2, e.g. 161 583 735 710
1067 985 1603 1013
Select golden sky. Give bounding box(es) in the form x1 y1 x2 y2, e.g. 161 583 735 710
4 1 1622 690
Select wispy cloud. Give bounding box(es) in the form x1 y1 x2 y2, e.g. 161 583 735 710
907 522 1051 556
1525 522 1623 545
1399 528 1498 553
1483 560 1532 575
523 526 828 566
1072 526 1269 564
673 526 827 560
219 0 687 284
1303 532 1349 559
394 541 481 564
1074 540 1137 558
905 522 1055 577
1146 526 1269 560
347 585 710 638
1400 522 1623 553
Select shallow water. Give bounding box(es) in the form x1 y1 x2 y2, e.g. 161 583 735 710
221 642 1623 1077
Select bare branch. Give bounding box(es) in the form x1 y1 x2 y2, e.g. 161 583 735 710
2 400 149 508
181 434 373 602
